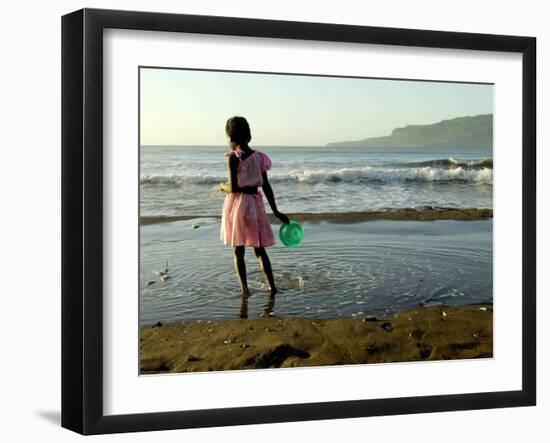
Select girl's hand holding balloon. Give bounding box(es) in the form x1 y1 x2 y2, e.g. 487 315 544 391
275 210 289 225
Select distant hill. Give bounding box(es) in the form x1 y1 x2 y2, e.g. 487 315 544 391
326 114 493 148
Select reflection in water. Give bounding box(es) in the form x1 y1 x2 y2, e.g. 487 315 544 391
239 293 248 319
139 219 493 325
239 293 275 319
263 294 275 316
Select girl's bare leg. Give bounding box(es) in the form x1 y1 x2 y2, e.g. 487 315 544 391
233 246 250 295
254 247 277 295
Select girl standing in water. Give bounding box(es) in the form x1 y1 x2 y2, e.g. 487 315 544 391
220 116 289 297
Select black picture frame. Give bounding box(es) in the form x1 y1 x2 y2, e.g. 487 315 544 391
61 8 536 435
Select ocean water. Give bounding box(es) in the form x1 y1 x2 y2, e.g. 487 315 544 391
139 145 493 325
140 145 493 219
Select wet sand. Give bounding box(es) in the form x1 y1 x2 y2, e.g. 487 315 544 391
140 303 493 374
140 207 492 225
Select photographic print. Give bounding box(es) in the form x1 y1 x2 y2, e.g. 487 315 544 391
61 10 536 433
138 67 494 374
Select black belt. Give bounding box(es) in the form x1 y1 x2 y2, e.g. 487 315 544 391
241 186 259 195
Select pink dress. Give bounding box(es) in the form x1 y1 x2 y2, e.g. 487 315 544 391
220 150 276 248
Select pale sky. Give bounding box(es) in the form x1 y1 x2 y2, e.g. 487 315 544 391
140 67 493 146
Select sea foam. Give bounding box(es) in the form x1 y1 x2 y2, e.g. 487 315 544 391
140 163 493 186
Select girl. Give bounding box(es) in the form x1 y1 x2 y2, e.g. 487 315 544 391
220 116 289 297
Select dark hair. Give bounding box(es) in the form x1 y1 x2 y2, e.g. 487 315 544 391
225 116 251 146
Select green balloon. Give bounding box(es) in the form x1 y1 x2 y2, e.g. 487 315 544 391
279 220 304 248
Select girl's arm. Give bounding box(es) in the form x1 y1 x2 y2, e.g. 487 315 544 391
220 155 241 193
262 172 289 224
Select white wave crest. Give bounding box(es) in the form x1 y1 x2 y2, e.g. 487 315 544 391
140 165 493 187
140 173 222 186
278 165 493 184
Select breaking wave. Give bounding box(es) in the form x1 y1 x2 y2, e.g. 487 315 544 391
141 164 493 187
394 157 492 170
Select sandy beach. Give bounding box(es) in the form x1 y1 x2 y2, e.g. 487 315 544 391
140 207 492 225
140 303 493 374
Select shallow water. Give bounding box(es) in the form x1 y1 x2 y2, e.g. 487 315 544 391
139 219 492 326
